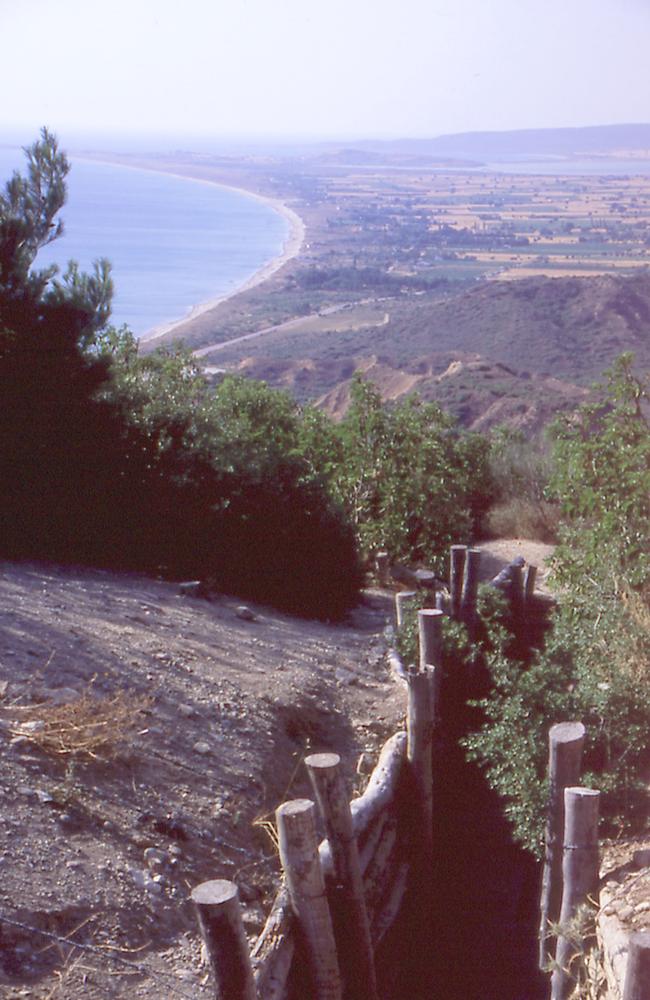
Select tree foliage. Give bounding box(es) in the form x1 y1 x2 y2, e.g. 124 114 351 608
0 131 361 618
329 375 494 571
464 358 650 855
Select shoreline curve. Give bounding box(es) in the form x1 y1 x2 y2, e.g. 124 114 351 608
140 184 305 344
74 155 306 345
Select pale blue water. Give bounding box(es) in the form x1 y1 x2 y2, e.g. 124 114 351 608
0 147 289 336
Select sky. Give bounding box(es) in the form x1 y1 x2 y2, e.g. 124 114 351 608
1 0 649 145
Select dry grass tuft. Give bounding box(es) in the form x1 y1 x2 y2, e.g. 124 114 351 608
485 498 560 544
7 689 152 759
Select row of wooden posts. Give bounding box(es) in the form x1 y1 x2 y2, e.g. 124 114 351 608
189 566 454 999
189 544 649 1000
539 723 650 1000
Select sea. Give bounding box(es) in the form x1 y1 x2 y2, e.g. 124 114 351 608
0 146 289 337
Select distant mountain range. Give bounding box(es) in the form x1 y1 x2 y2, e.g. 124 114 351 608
355 123 650 161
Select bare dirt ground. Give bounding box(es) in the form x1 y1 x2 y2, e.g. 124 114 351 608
0 560 404 999
476 539 556 593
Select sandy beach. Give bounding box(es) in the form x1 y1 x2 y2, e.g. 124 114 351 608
136 178 306 344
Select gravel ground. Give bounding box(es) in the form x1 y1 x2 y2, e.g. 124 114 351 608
0 560 404 998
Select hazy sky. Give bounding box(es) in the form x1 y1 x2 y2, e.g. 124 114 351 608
2 0 649 144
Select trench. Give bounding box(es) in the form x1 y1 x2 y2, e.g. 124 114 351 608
376 664 548 1000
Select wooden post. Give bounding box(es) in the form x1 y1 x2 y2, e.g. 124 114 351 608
406 667 433 863
460 547 481 622
510 561 524 618
375 551 389 587
524 564 537 606
417 608 443 670
538 722 586 970
449 545 466 619
191 880 257 1000
418 609 443 721
550 787 600 1000
276 799 343 1000
305 753 378 1000
395 590 417 629
623 931 650 1000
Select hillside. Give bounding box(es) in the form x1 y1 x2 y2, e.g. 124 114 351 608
0 561 403 998
208 272 650 428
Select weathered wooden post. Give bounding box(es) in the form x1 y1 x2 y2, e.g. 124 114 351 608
191 880 257 1000
460 547 481 620
510 560 524 619
276 799 343 1000
406 666 434 864
538 722 587 970
623 931 650 1000
395 590 418 629
305 753 378 1000
449 545 467 619
524 564 537 607
418 608 444 721
375 551 389 588
550 787 600 1000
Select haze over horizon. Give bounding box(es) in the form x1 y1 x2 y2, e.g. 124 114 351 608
2 0 649 148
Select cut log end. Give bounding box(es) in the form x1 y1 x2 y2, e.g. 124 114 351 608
550 721 587 746
306 752 341 770
191 879 239 906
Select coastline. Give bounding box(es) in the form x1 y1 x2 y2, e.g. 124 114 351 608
140 188 305 344
75 157 306 344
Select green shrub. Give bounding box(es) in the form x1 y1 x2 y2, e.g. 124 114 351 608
0 132 362 620
464 359 650 855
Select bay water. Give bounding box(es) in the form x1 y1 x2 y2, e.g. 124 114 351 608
0 146 289 336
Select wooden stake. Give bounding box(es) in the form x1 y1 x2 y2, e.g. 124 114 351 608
375 551 389 587
460 547 482 622
276 799 342 1000
538 722 586 970
306 753 378 1000
524 564 537 605
395 590 418 628
417 608 443 670
418 609 444 721
407 667 433 863
191 880 257 1000
510 561 524 618
551 787 600 1000
623 931 650 1000
449 545 467 619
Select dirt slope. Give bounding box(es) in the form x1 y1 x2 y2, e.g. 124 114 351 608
0 561 403 998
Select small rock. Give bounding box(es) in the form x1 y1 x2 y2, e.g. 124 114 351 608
178 704 194 718
144 847 167 869
131 868 152 890
39 687 80 706
146 880 163 895
619 905 635 921
635 901 650 913
168 844 182 858
236 605 256 622
193 741 211 755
